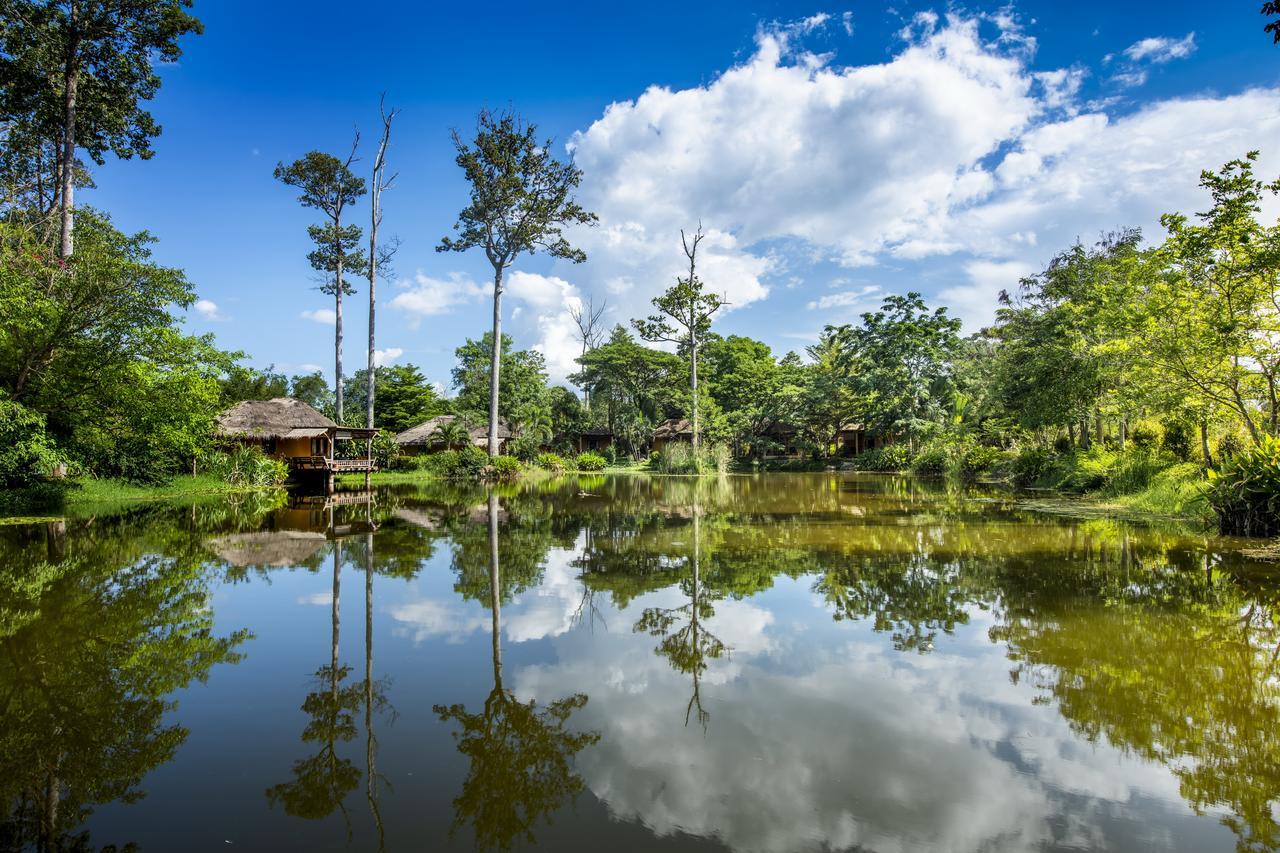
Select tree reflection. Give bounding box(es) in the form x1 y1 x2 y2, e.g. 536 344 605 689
265 540 363 829
992 560 1280 853
0 543 246 850
633 508 727 728
433 492 599 852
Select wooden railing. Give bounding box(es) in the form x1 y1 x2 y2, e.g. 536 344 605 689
288 456 373 473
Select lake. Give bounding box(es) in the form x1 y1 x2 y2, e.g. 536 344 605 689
1 472 1278 852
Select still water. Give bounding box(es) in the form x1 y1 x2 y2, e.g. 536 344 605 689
2 473 1278 852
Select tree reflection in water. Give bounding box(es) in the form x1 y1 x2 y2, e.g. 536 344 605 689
433 492 599 852
0 524 247 851
265 499 392 845
633 507 727 729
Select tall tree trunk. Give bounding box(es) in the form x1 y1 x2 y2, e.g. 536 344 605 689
334 210 345 423
690 336 699 454
1118 416 1127 451
366 226 376 431
59 5 80 259
488 492 502 687
1095 409 1103 445
487 266 504 457
1201 418 1214 469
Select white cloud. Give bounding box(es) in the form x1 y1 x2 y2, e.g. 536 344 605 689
506 271 590 385
1122 32 1196 64
388 271 489 327
301 308 335 325
552 11 1278 338
193 298 225 321
806 284 881 312
373 347 403 367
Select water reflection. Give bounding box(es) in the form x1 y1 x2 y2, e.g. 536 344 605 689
0 528 247 850
432 493 599 852
0 474 1278 851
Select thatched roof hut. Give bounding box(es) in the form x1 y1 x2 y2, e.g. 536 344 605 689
216 397 336 439
207 530 328 567
653 418 693 441
395 414 512 449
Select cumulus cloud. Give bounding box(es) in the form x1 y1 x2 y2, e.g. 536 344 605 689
301 308 335 325
506 271 592 385
193 298 225 321
806 284 881 312
373 347 403 367
388 271 489 327
541 11 1278 339
1122 32 1196 64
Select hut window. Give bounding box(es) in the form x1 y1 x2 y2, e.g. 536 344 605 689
264 438 277 454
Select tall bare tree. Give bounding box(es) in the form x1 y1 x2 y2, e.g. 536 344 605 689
275 136 366 422
438 108 597 456
634 225 726 452
569 295 607 408
366 98 399 432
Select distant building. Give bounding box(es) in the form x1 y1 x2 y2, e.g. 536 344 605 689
836 423 895 456
395 414 512 455
215 398 375 481
652 418 694 453
576 428 614 454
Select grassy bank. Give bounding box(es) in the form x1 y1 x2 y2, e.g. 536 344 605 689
0 474 284 520
1012 459 1212 526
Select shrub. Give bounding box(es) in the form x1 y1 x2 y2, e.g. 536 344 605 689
535 452 566 472
509 435 543 462
1162 420 1194 461
488 455 523 481
910 444 948 477
1129 419 1163 450
576 452 608 471
648 443 729 474
1207 435 1280 536
1218 431 1244 461
1010 445 1055 487
850 444 911 472
0 396 66 490
371 431 399 469
958 444 1004 479
201 446 289 487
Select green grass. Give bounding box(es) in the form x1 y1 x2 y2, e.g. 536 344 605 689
64 474 273 505
1109 462 1211 520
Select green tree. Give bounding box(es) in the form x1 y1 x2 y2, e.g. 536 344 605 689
344 364 445 433
438 109 596 456
275 144 367 423
838 292 962 447
0 0 202 257
452 333 550 435
0 548 245 848
0 210 235 479
219 363 289 405
290 371 333 412
633 226 725 452
571 326 684 457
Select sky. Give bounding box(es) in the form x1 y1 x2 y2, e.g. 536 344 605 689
86 1 1280 393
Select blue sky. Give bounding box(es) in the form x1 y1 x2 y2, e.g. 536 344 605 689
86 1 1280 391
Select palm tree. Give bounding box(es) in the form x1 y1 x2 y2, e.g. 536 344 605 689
431 418 471 450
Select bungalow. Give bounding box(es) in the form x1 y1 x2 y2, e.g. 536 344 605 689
758 422 803 457
576 427 614 454
835 423 895 456
215 398 376 485
652 418 694 453
395 414 512 455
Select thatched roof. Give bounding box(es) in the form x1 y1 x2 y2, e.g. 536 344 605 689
207 530 328 567
216 398 336 439
654 418 693 440
396 414 512 447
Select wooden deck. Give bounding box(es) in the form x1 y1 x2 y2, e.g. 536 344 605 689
288 455 374 473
